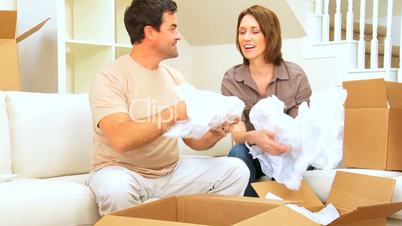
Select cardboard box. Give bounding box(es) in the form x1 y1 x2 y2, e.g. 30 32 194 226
0 10 49 91
95 194 294 226
251 171 402 226
342 78 402 170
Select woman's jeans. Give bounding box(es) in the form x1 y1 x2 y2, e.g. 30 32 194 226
228 143 315 197
228 144 264 197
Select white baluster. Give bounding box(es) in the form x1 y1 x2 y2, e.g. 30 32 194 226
384 0 394 69
334 0 342 41
315 0 323 15
399 9 402 82
358 0 366 69
370 0 379 69
346 0 354 41
322 0 330 42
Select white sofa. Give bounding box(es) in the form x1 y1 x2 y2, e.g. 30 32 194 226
0 91 401 226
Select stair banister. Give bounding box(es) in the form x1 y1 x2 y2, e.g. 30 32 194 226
315 0 323 15
323 0 330 42
358 0 366 69
334 0 342 41
346 0 354 41
370 0 379 69
383 0 394 69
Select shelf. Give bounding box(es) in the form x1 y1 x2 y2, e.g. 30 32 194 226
66 39 114 47
65 0 114 44
66 44 114 93
62 0 133 93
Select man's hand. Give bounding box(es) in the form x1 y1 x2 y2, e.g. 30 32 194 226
247 129 289 156
210 118 240 138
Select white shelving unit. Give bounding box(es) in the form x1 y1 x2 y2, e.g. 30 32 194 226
61 0 132 93
18 0 133 93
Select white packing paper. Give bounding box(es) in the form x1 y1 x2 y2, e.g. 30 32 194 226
286 203 340 225
164 83 245 138
247 87 347 190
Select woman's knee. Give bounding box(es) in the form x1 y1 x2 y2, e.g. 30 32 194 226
228 144 251 160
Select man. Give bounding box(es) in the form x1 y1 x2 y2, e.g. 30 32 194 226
87 0 249 216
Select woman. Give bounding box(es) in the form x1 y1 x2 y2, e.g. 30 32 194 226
221 5 312 197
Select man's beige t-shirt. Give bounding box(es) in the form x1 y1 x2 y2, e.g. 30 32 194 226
89 55 185 178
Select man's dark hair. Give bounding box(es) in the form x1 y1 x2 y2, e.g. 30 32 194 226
124 0 177 44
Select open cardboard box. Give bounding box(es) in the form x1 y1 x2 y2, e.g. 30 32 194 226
251 171 402 226
95 194 296 226
342 78 402 170
0 10 49 90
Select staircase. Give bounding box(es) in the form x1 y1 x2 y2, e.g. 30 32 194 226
330 22 400 69
295 0 402 83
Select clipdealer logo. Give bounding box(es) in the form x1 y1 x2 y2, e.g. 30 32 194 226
129 97 178 131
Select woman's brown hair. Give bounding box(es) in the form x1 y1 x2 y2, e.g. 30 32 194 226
236 5 283 65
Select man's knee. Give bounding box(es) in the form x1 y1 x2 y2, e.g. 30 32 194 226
228 157 250 182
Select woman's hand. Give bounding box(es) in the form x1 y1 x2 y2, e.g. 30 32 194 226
247 129 289 155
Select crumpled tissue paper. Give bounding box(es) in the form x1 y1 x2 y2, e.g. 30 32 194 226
247 87 347 190
164 83 245 138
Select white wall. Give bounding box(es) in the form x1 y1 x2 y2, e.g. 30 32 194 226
165 37 193 83
188 39 339 93
191 44 242 92
0 0 16 10
282 38 339 91
17 0 58 92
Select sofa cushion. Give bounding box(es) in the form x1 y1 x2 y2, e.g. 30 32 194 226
0 92 11 174
303 169 402 220
6 92 93 178
0 178 99 226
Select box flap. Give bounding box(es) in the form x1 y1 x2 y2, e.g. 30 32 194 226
252 180 324 208
331 202 402 225
386 82 402 108
176 194 289 225
16 18 49 43
0 10 17 39
234 205 319 226
95 215 203 226
343 79 387 108
327 171 395 209
110 196 178 221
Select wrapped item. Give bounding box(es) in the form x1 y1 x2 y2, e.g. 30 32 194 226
248 87 347 190
164 83 245 138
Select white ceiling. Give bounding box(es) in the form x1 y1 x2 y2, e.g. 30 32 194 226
174 0 306 46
